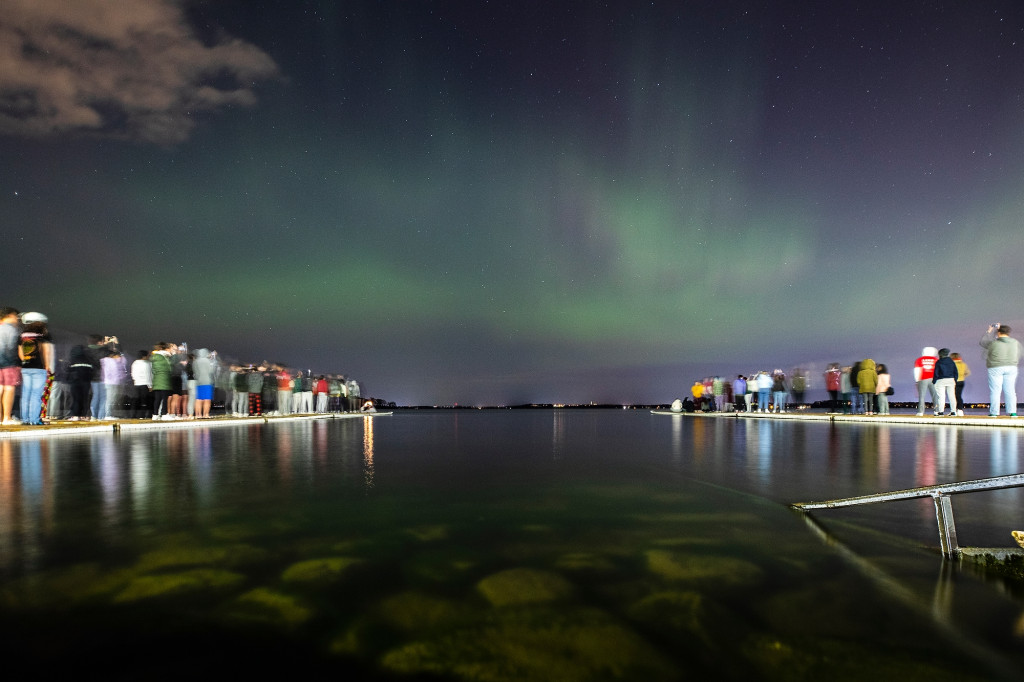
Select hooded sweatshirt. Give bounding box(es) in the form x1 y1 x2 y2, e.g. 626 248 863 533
194 349 214 385
857 359 878 394
914 347 938 382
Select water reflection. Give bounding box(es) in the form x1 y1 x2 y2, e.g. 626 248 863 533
363 415 375 489
662 417 1023 534
0 413 1022 678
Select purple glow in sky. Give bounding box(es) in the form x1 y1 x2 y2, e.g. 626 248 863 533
2 1 1023 405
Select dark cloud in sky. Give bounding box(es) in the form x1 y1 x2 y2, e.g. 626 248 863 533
2 1 1024 405
0 0 278 143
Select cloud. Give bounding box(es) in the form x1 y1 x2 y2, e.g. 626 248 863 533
0 0 279 144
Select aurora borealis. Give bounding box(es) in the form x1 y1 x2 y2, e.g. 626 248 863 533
3 1 1024 405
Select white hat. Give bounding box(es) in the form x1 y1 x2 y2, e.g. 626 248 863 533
21 312 48 323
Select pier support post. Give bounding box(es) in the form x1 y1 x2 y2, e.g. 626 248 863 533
933 494 960 558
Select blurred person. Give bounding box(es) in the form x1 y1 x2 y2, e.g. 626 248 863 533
690 380 704 412
756 371 772 412
979 324 1020 417
771 370 788 413
328 374 343 412
218 362 235 416
857 359 877 415
300 372 314 413
100 350 128 419
184 353 197 417
291 370 304 414
745 373 756 412
913 346 938 417
849 360 862 414
875 363 892 415
18 316 54 425
346 378 361 413
314 375 329 413
732 375 746 413
261 365 277 416
824 363 841 412
167 346 188 418
193 349 214 419
85 334 116 419
712 376 725 411
67 344 94 421
0 307 22 425
48 357 70 420
150 343 174 420
702 377 714 412
246 366 263 416
951 352 970 416
233 366 250 416
791 368 807 405
130 350 152 418
276 367 292 416
932 348 958 417
839 366 852 414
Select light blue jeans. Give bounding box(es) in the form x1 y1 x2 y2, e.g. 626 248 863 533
20 368 48 424
916 379 934 415
987 365 1018 416
758 390 770 411
91 381 106 419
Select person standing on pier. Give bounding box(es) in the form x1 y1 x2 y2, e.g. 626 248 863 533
980 324 1021 417
913 347 938 417
931 349 958 417
824 363 841 412
857 359 878 415
0 307 22 425
875 364 892 415
951 352 970 416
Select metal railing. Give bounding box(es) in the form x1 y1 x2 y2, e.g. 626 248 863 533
791 473 1024 558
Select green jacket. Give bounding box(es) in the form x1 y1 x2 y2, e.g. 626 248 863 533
150 352 174 391
857 359 878 394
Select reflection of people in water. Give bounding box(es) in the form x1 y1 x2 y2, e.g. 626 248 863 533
360 400 377 413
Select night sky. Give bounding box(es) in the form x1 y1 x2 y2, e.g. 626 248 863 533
3 1 1024 406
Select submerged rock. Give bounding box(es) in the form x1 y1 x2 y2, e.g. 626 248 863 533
553 552 616 573
280 557 361 585
476 568 573 607
135 543 268 571
377 591 473 633
228 587 313 628
114 568 245 603
405 524 450 541
380 607 679 681
404 547 480 584
645 549 762 586
1 563 134 608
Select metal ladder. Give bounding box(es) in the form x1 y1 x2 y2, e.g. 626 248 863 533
791 473 1024 558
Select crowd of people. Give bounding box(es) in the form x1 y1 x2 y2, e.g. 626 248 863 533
0 307 369 426
673 324 1022 418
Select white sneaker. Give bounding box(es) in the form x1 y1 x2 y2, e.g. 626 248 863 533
957 410 964 416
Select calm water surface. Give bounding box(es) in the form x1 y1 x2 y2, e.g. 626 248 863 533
1 410 1022 680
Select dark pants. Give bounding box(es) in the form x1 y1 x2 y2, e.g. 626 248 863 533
152 390 171 417
828 389 839 412
131 385 150 418
955 381 965 412
69 380 91 418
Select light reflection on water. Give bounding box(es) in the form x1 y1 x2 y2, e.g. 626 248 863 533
0 411 1022 679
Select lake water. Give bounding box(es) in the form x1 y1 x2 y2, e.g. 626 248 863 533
1 410 1022 680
